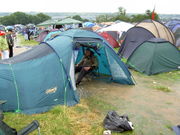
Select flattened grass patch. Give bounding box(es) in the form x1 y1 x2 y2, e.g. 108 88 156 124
153 85 172 92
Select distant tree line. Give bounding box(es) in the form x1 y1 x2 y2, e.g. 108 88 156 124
0 12 51 26
96 7 159 23
0 8 160 26
71 15 89 22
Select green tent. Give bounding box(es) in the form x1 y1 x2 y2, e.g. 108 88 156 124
127 38 180 75
56 18 82 25
37 19 57 26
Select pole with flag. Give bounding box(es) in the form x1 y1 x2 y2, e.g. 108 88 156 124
151 5 156 20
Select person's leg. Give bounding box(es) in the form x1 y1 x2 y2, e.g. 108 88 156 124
76 68 93 85
1 50 9 59
75 66 82 73
9 46 13 57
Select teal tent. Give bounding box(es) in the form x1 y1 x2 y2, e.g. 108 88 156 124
0 29 134 114
43 30 62 42
127 38 180 75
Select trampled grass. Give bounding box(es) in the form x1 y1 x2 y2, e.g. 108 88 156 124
3 98 116 135
152 85 172 92
17 34 38 46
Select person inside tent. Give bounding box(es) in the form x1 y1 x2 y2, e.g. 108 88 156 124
75 48 98 86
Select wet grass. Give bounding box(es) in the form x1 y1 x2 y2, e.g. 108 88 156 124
131 69 180 82
3 98 117 135
3 94 175 135
152 85 172 92
17 34 38 46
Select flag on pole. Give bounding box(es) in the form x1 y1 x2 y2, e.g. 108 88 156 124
151 6 156 20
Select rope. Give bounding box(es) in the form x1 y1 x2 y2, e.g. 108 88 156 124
9 64 21 113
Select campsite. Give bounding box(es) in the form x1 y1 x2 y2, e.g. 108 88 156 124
0 1 180 135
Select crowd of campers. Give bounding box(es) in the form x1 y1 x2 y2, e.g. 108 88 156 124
0 18 179 115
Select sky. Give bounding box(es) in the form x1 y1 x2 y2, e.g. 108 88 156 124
0 0 179 14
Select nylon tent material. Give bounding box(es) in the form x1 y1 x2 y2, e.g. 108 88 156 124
127 38 180 75
165 19 180 31
174 28 180 47
118 27 155 59
43 30 62 42
172 24 180 33
0 29 134 114
98 21 134 37
136 19 175 44
0 42 79 114
98 32 120 48
56 18 82 25
59 29 134 85
35 30 49 42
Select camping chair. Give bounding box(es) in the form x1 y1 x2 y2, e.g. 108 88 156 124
0 101 41 135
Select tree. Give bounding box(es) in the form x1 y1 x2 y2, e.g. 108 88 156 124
71 15 89 22
96 14 112 23
118 7 126 16
0 12 51 25
72 15 83 21
36 13 51 23
146 10 151 16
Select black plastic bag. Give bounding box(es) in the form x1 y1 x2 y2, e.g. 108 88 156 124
103 111 133 132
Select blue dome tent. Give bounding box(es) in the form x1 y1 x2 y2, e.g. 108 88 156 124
0 29 134 114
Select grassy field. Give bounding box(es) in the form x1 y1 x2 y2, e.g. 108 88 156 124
3 69 180 135
17 34 38 46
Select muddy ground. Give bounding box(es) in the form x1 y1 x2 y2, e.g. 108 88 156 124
78 72 180 135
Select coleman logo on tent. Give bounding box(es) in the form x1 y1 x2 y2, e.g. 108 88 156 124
46 87 57 94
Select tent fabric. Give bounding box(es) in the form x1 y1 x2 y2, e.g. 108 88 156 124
118 27 155 59
91 25 102 31
43 30 62 42
174 28 180 47
35 30 49 42
83 22 96 28
98 32 120 48
165 19 180 31
172 23 180 33
127 38 180 75
0 40 79 114
0 29 134 114
59 29 134 84
172 125 180 135
106 31 119 41
136 19 175 44
176 38 180 47
98 21 134 37
174 28 180 39
37 19 57 26
56 18 82 25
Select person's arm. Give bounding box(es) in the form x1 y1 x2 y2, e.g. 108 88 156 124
76 56 84 67
92 56 98 68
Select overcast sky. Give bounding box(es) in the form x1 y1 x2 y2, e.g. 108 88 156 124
0 0 179 14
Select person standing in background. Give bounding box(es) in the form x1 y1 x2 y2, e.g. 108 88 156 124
0 31 9 59
6 29 14 57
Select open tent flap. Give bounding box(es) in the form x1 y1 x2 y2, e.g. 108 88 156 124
73 41 134 85
74 42 111 76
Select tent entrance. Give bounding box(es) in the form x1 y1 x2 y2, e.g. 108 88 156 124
74 42 112 81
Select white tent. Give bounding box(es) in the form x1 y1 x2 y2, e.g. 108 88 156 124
98 21 134 37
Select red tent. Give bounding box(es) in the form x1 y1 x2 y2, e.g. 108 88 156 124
0 30 6 36
98 32 120 48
